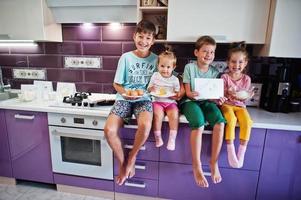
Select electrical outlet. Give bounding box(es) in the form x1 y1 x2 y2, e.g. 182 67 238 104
64 56 102 69
13 68 46 80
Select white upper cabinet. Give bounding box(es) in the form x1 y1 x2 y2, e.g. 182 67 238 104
0 0 62 42
255 0 301 58
167 0 270 43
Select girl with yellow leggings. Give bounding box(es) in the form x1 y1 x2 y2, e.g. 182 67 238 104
221 42 254 168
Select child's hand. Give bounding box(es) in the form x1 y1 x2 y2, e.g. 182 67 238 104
187 91 199 100
148 85 156 93
210 97 227 105
169 92 180 101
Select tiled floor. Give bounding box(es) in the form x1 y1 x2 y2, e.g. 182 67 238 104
0 181 111 200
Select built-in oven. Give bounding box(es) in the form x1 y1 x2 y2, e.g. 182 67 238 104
48 113 113 180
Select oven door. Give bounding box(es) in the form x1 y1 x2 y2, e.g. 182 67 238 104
48 126 113 180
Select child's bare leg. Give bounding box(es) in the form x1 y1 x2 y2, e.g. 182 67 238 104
153 105 164 147
210 122 224 184
104 114 125 185
166 108 179 150
125 111 152 179
191 127 209 188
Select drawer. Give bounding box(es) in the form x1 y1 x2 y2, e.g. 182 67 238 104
114 159 159 180
120 125 155 142
115 177 158 197
160 124 265 171
122 139 159 161
159 162 258 200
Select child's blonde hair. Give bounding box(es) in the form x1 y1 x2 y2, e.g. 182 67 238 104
158 50 177 67
195 35 216 50
227 41 249 61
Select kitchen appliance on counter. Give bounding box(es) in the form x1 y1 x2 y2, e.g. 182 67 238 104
245 83 262 107
48 112 113 180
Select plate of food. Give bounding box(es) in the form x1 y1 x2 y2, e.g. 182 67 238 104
150 91 176 98
234 90 251 100
122 89 145 100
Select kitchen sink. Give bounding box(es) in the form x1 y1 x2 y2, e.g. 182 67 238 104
0 91 18 101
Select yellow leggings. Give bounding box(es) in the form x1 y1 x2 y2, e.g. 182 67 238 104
221 104 253 141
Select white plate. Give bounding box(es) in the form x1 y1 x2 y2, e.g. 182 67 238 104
150 92 176 98
122 93 143 100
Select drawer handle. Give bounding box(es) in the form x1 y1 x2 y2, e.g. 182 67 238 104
124 144 146 151
203 130 212 134
124 181 146 188
14 114 35 120
124 124 138 129
135 163 146 170
203 172 211 177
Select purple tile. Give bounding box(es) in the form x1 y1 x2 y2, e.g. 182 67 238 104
122 42 136 53
175 58 188 74
10 43 44 54
47 69 83 82
45 42 82 55
0 55 28 67
0 47 9 54
102 25 136 41
83 42 122 56
63 25 101 41
28 55 63 68
2 67 13 79
170 43 195 58
103 83 116 94
10 79 33 89
85 70 115 83
103 56 119 70
76 83 103 93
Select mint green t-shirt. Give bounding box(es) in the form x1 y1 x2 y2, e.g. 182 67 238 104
114 51 158 101
181 62 220 104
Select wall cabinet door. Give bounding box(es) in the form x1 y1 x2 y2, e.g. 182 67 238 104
167 0 270 43
5 110 53 183
159 162 258 200
257 129 301 200
0 109 12 177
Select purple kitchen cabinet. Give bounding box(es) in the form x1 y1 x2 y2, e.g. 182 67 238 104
122 139 159 161
119 125 156 142
160 123 265 170
5 110 54 183
0 109 12 177
54 173 114 191
115 177 158 197
257 130 301 200
159 162 258 200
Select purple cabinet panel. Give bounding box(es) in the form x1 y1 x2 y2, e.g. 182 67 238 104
115 177 158 197
119 126 155 142
160 124 265 170
0 110 12 177
122 139 159 161
114 159 158 180
159 162 258 200
54 173 114 191
257 130 301 200
5 110 53 183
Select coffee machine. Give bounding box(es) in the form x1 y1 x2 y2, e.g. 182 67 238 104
260 62 291 113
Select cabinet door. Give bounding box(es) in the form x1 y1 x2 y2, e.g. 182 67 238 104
5 110 53 183
159 162 258 200
257 130 301 200
160 124 265 171
0 110 12 177
167 0 270 43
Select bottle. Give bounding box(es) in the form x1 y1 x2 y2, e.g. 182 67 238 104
0 67 4 93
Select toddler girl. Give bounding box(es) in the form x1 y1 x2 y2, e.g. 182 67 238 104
221 42 254 168
148 50 180 150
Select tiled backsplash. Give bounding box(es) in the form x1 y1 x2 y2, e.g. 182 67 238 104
0 24 300 95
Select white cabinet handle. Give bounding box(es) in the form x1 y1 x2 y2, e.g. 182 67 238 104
135 163 146 170
124 181 146 188
124 144 146 151
14 114 35 120
124 124 138 129
203 130 212 134
203 172 211 177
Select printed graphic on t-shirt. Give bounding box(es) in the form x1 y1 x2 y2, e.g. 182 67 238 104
128 62 156 85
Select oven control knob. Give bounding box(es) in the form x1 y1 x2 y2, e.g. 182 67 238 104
61 117 66 123
92 120 98 126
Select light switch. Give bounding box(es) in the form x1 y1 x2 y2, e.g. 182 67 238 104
64 56 102 69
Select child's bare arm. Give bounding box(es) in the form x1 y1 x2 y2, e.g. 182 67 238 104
184 83 199 100
113 83 126 94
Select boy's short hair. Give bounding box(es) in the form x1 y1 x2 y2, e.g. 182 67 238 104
135 20 156 36
195 35 216 50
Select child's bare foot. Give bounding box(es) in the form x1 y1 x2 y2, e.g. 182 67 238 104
125 156 136 179
116 166 127 185
192 166 209 188
210 162 222 184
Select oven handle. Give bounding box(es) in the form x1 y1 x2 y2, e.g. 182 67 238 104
52 130 101 140
14 114 35 120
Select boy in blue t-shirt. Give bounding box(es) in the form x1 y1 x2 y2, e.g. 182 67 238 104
104 20 157 186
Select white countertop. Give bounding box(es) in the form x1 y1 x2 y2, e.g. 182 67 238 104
0 98 300 131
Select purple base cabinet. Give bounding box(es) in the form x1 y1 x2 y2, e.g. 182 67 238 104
159 162 258 200
0 109 12 177
5 110 53 183
257 130 301 200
